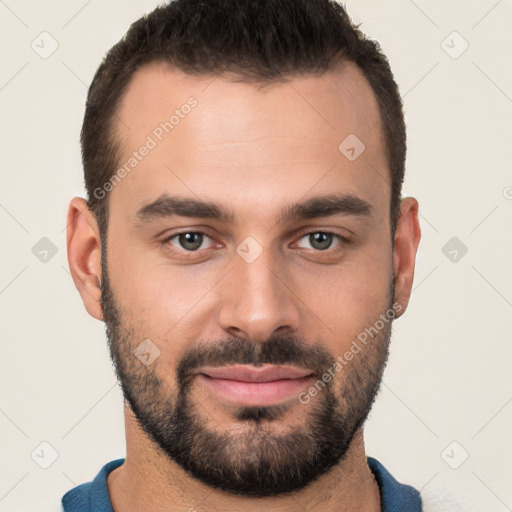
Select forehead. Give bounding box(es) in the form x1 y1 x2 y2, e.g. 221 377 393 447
109 60 389 224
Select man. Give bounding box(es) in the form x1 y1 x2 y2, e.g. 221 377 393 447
63 0 423 510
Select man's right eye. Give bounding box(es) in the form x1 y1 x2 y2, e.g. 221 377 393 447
164 231 217 252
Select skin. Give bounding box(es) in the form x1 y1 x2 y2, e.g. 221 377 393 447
67 59 421 511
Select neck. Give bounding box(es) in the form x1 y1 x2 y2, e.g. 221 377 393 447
107 405 381 512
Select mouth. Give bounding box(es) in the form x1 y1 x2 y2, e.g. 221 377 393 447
196 365 315 406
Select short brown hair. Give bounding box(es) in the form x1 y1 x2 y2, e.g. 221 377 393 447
81 0 406 238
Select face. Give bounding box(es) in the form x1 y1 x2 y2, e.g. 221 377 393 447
96 60 402 496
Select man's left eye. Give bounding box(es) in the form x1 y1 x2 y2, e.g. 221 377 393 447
295 232 344 251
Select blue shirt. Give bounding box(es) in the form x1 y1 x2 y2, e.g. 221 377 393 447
62 456 422 511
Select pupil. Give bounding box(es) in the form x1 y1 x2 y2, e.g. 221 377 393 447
311 232 332 250
180 233 202 250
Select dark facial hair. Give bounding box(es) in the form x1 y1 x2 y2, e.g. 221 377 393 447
101 247 393 497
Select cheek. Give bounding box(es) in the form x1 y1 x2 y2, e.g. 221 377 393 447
106 237 222 358
299 249 392 352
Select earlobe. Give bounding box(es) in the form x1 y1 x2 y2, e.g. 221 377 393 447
392 197 421 318
66 197 104 321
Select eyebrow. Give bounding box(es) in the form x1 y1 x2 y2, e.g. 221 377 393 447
278 193 372 223
135 192 372 225
136 195 235 224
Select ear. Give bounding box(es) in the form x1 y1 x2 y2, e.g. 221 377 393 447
392 197 421 318
66 197 103 321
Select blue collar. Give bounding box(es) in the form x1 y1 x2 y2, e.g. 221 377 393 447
62 457 421 511
62 458 124 512
367 456 422 511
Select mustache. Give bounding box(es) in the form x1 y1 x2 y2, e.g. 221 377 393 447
176 334 335 385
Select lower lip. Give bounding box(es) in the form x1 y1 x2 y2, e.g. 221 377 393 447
198 374 314 406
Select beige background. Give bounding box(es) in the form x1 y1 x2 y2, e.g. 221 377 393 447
1 0 511 510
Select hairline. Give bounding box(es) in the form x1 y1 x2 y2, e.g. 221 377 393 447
93 56 397 243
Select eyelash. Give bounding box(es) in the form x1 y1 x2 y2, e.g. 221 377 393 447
161 229 349 257
296 230 349 246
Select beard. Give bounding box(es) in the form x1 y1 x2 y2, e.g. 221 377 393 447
100 251 394 497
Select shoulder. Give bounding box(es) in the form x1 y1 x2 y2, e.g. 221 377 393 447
61 458 125 512
367 457 422 511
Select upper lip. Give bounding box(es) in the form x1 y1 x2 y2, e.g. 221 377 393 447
198 365 314 383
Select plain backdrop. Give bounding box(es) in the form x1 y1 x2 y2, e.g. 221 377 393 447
1 1 511 510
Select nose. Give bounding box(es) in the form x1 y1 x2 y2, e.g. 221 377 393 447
216 246 302 343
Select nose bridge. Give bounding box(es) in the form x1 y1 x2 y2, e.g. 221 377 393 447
217 241 301 342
